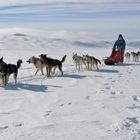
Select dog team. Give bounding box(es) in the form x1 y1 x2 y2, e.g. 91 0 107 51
0 50 139 86
0 53 101 86
0 54 67 86
125 51 140 62
72 53 101 71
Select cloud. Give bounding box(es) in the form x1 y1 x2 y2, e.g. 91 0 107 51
0 0 46 6
0 0 139 36
0 0 139 6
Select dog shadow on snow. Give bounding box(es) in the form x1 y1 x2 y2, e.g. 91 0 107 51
61 73 86 79
4 83 47 92
2 73 86 92
97 69 119 73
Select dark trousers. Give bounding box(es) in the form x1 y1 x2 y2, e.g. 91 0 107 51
120 49 125 63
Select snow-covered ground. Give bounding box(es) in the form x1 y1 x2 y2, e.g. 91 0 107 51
0 29 139 140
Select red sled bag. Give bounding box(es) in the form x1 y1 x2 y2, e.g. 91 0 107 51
103 49 121 65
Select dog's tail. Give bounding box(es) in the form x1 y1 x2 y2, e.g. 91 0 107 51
17 59 23 69
61 55 67 63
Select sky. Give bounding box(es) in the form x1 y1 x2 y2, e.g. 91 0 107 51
0 0 140 36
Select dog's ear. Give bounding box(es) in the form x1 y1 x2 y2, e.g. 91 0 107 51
17 59 23 64
0 57 3 61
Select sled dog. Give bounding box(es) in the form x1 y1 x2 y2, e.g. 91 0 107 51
27 56 44 75
131 52 138 61
125 52 130 62
0 57 8 85
137 51 140 61
0 57 22 85
39 54 67 77
83 55 101 70
72 53 87 71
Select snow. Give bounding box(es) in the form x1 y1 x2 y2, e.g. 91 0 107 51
0 28 140 140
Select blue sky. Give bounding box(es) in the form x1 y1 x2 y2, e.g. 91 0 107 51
0 0 140 35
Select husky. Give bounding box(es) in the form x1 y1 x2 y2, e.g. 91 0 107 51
0 57 8 85
39 54 67 77
0 57 22 85
72 53 87 71
137 51 140 61
83 55 101 70
125 52 131 62
82 55 92 70
27 56 44 75
6 59 23 84
131 52 138 61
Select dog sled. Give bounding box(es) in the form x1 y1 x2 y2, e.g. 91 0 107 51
103 49 121 65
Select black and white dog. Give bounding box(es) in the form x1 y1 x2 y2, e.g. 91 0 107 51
0 57 22 85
